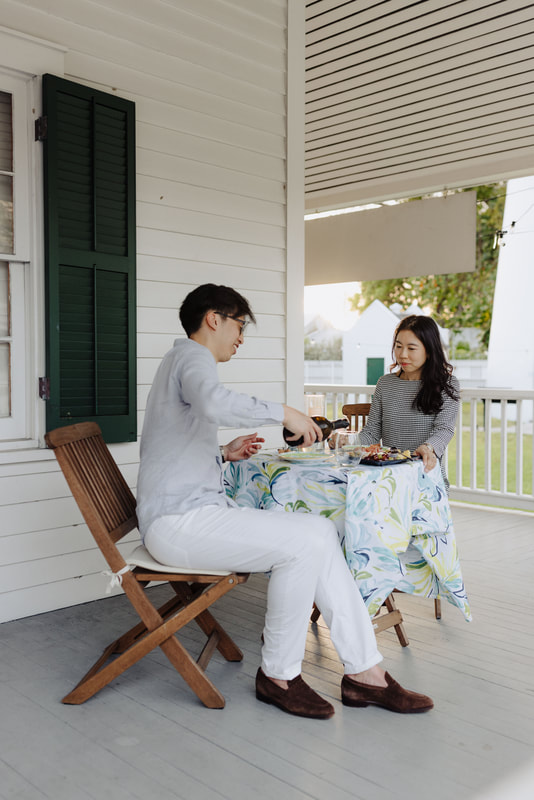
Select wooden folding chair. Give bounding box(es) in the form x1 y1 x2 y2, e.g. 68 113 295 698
311 592 409 647
45 422 249 709
342 402 371 431
370 594 409 645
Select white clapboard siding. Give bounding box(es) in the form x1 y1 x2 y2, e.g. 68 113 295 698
0 574 130 625
139 282 285 315
304 0 534 208
7 1 286 96
0 464 139 509
137 229 285 271
3 526 96 564
137 203 286 250
136 307 285 338
137 174 286 227
107 0 287 43
1 0 289 622
137 151 285 206
136 124 286 182
1 536 141 593
137 256 287 294
70 55 286 127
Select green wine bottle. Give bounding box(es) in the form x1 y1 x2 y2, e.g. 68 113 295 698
283 416 349 447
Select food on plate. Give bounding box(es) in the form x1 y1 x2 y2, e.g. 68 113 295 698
359 445 413 464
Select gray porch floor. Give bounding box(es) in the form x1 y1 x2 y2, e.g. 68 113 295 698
1 504 533 800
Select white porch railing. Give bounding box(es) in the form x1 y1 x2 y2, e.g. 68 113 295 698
305 383 534 512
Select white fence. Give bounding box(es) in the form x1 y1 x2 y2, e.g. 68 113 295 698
305 383 534 512
304 360 343 384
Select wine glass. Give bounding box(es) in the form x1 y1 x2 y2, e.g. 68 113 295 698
333 430 362 467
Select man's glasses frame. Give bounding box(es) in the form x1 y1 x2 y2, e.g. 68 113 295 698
215 311 249 334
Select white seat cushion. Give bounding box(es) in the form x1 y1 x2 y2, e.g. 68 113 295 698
126 545 231 577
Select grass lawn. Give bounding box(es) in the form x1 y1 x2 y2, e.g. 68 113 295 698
447 429 533 494
447 401 533 494
327 399 533 496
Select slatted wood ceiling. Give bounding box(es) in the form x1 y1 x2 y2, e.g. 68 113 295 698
305 0 534 210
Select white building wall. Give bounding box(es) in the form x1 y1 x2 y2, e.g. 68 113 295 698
487 176 534 392
342 301 398 385
0 0 293 622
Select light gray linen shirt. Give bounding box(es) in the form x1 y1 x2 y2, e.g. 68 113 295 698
136 338 284 537
359 372 460 488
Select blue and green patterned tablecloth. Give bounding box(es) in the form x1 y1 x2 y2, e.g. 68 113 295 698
224 452 471 621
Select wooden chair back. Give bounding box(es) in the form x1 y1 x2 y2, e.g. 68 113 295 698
45 422 137 574
342 402 371 431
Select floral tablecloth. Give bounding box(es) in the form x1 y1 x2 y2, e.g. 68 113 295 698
224 452 471 621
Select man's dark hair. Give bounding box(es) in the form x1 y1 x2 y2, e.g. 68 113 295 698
179 283 256 336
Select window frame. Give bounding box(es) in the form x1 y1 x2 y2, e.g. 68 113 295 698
0 29 64 454
0 71 35 445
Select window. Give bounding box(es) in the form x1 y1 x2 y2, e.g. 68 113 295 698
0 75 31 442
42 75 137 443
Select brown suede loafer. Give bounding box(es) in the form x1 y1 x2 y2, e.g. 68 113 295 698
341 672 433 713
256 668 335 719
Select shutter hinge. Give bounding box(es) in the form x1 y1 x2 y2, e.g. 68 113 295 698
35 116 48 141
39 377 50 400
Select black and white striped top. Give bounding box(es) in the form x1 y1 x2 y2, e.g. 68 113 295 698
359 372 460 488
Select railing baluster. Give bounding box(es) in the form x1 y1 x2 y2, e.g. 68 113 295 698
484 398 492 491
500 400 508 494
456 400 463 488
516 399 524 496
304 383 534 510
470 399 478 490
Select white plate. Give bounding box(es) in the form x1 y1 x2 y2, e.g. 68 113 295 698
278 451 336 465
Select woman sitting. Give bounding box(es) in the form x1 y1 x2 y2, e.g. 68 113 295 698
359 315 460 490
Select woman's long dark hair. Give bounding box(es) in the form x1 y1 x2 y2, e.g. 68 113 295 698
392 315 459 414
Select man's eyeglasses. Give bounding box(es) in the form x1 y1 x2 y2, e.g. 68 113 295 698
215 311 249 335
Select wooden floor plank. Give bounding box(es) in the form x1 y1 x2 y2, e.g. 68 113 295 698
0 506 533 800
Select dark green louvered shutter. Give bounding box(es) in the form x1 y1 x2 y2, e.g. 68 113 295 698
42 74 136 443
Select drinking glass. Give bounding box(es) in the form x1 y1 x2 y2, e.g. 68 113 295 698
304 393 326 417
333 430 362 467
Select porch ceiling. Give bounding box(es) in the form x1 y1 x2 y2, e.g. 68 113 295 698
305 1 534 212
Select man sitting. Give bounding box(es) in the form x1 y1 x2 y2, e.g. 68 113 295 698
136 283 433 718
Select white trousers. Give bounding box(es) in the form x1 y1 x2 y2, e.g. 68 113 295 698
145 505 382 680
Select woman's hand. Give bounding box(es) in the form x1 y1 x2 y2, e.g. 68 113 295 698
223 433 265 462
415 443 437 472
282 406 323 447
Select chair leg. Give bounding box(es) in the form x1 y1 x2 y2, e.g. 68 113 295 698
383 594 410 647
310 603 321 623
63 576 241 708
63 625 225 708
395 588 442 623
111 594 185 654
172 582 244 661
197 630 221 671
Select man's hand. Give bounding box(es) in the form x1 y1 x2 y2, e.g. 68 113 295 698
223 433 265 462
282 406 322 447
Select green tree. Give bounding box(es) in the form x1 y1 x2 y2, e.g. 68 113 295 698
350 184 506 349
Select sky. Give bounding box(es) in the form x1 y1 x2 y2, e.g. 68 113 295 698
304 281 361 330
